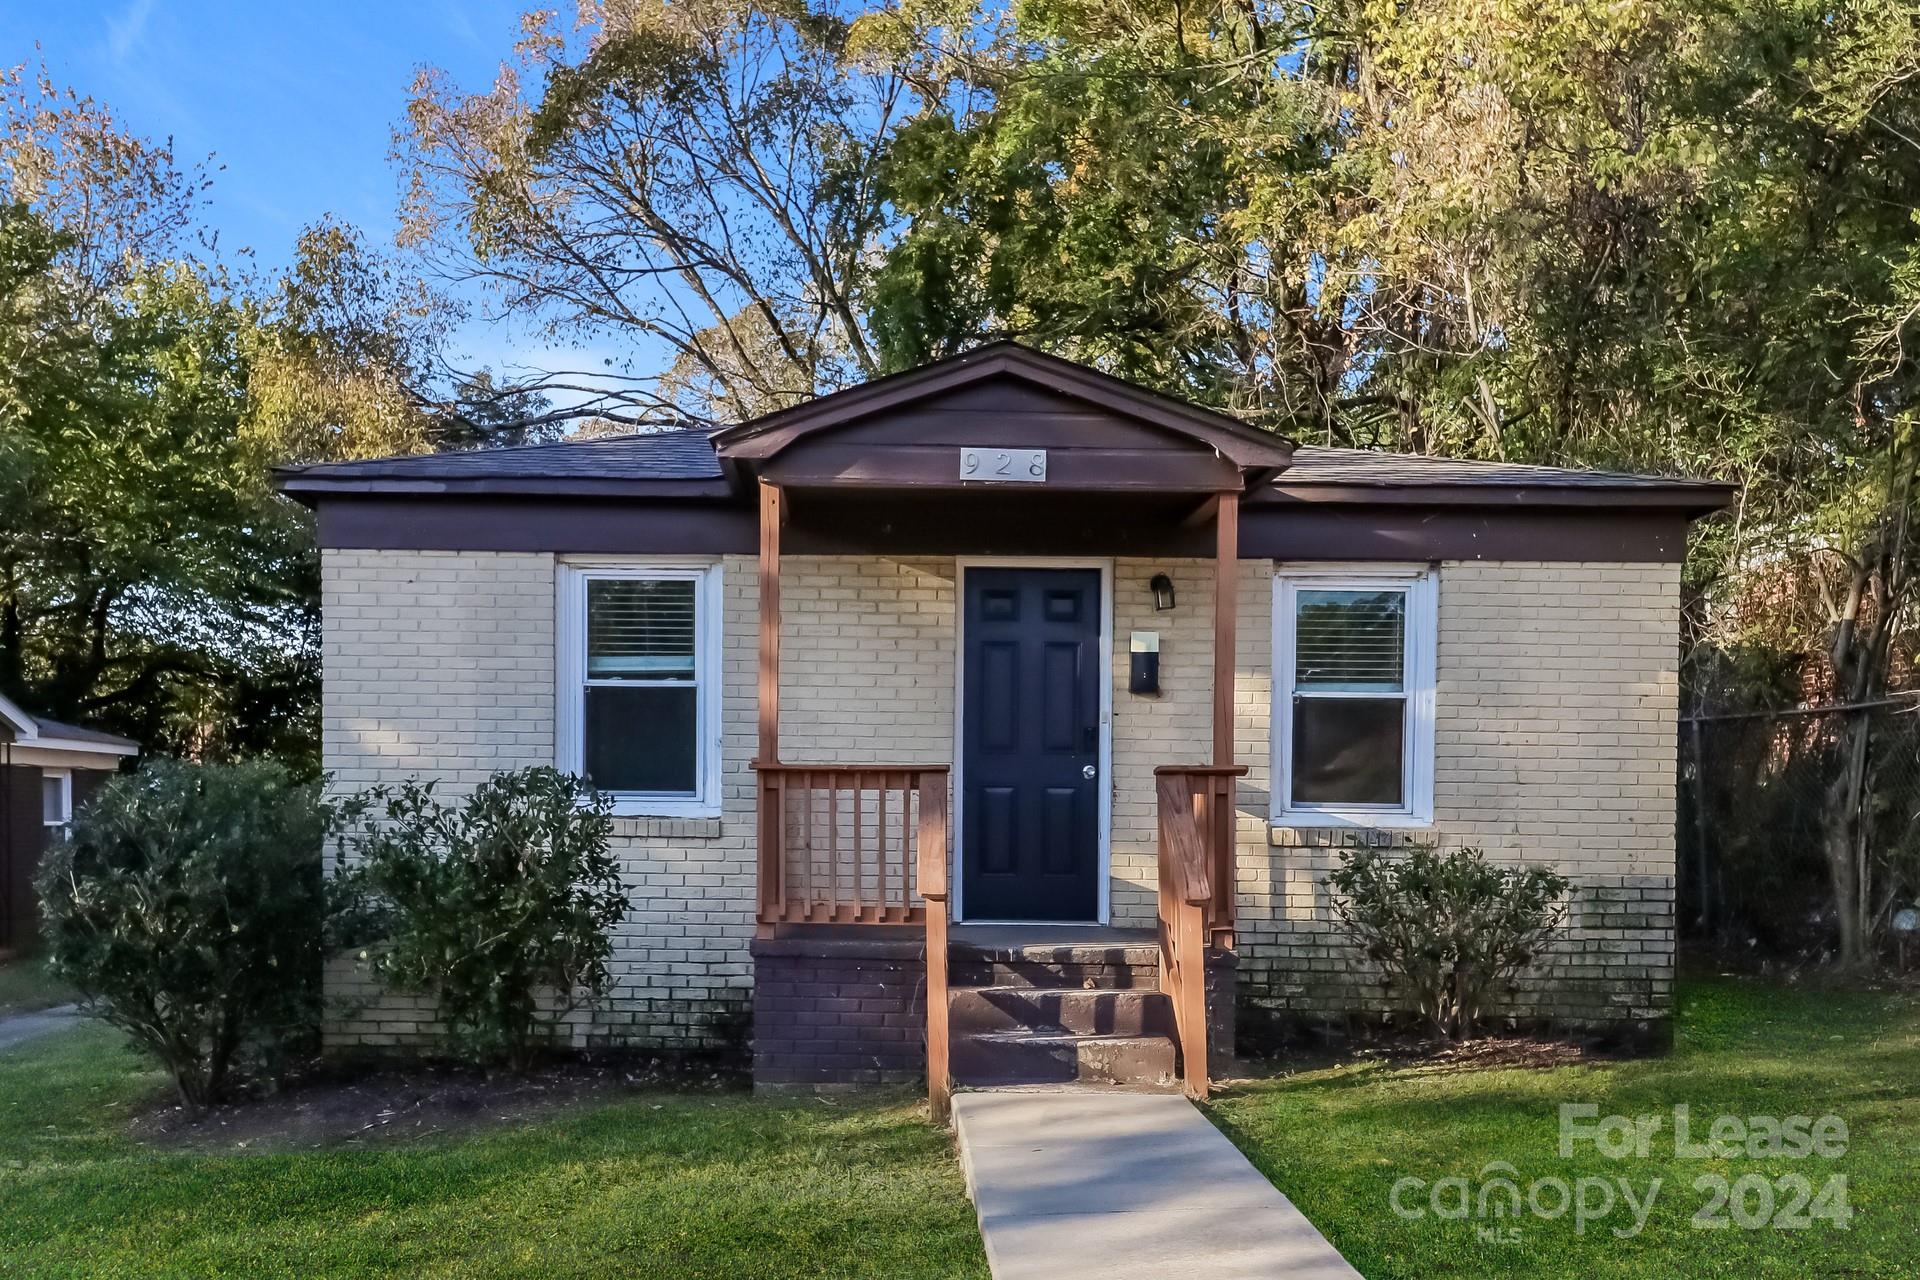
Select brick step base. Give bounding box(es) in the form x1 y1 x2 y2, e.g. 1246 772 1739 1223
949 1028 1179 1088
950 986 1172 1038
948 938 1162 991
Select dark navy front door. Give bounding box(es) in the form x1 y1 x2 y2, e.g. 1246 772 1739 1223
961 568 1102 921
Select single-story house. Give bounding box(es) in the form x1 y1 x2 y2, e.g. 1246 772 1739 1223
280 343 1732 1106
0 695 139 953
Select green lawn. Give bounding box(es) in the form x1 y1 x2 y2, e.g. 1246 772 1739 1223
0 1025 988 1279
4 980 1914 1279
0 959 75 1016
1207 977 1920 1278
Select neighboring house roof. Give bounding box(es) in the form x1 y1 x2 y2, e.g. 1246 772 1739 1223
0 694 140 756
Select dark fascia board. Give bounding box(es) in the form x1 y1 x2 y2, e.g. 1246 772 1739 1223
312 492 1701 562
278 475 736 502
710 342 1297 471
280 470 1735 513
1255 480 1738 512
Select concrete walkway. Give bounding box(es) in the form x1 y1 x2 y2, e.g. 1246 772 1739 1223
0 1004 80 1052
953 1090 1364 1280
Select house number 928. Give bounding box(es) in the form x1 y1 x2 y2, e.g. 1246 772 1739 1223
959 448 1047 483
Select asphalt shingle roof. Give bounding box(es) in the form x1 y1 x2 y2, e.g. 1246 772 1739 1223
280 429 1718 493
279 429 723 483
1276 446 1703 490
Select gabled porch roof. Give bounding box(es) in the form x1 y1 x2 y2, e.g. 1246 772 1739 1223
708 342 1294 495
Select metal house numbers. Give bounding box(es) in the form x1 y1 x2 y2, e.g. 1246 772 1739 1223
959 447 1047 483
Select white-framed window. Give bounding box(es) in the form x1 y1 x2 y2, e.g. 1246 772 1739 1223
1272 564 1437 828
41 768 72 832
556 560 724 818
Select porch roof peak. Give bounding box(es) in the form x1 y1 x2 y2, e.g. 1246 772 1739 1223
713 342 1295 496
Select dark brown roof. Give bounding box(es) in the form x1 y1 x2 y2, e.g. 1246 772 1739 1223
280 426 733 495
276 347 1733 511
281 430 1730 507
1283 446 1696 488
1258 446 1736 510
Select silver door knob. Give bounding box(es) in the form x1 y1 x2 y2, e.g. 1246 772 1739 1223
1082 764 1097 779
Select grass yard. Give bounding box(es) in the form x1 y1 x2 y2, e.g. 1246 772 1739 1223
0 1025 988 1279
0 959 75 1017
1208 977 1920 1278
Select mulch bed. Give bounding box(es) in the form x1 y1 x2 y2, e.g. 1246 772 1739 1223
1228 1026 1622 1082
129 1056 743 1153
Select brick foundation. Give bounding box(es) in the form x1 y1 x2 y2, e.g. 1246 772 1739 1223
1235 874 1676 1050
750 930 928 1088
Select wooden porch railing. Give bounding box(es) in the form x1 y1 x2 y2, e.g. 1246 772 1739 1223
1154 764 1247 1099
752 762 953 1120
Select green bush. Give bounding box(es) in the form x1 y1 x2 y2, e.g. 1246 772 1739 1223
1326 846 1571 1040
337 767 630 1070
35 759 337 1106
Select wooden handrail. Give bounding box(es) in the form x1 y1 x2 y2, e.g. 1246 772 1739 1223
751 762 950 925
753 760 953 1121
1154 764 1247 1100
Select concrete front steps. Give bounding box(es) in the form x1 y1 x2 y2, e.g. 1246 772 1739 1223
947 928 1178 1089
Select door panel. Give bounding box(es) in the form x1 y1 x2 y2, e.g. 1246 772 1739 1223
962 567 1102 921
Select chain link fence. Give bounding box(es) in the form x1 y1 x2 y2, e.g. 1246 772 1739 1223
1679 694 1920 956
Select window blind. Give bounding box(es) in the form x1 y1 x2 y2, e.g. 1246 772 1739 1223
1294 589 1406 690
586 579 696 679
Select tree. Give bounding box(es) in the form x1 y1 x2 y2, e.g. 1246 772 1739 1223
395 0 924 425
0 66 567 768
865 0 1920 961
243 217 569 462
0 207 318 760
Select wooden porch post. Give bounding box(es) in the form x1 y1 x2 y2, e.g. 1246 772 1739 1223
1213 491 1238 768
758 480 782 762
756 481 783 931
1211 491 1240 950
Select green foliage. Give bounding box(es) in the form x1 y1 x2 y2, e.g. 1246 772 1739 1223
0 67 561 770
34 759 338 1107
337 768 632 1071
1326 846 1572 1039
0 64 321 765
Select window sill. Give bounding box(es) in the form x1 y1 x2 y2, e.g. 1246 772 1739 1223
610 815 725 841
1270 817 1433 848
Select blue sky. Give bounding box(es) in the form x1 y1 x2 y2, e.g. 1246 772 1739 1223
4 0 614 382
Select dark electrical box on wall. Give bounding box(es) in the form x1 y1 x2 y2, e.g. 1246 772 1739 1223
1129 631 1160 695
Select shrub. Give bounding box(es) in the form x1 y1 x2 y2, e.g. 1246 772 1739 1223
1326 846 1571 1040
36 759 336 1107
337 767 630 1070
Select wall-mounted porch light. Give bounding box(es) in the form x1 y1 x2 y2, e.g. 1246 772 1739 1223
1149 573 1176 612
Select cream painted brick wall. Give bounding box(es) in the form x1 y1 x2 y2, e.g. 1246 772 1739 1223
322 550 556 791
779 557 956 763
321 549 1679 1051
322 551 957 1053
1236 560 1681 1029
